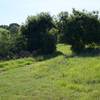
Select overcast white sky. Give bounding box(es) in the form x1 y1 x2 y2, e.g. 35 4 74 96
0 0 100 24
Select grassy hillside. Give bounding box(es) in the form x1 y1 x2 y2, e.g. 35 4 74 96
0 44 100 100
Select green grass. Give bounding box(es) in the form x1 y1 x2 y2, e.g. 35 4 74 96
0 44 100 100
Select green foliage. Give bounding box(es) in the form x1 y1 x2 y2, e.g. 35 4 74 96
9 34 27 55
48 28 59 42
0 25 9 30
0 27 26 59
9 23 20 34
21 12 56 54
41 34 56 54
0 28 11 58
57 11 69 43
58 9 100 53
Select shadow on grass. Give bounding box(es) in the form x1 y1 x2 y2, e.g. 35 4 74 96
77 48 100 57
0 48 100 62
16 48 100 61
0 51 64 62
63 48 100 58
34 51 64 61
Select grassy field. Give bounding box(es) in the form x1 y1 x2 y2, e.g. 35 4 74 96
0 44 100 100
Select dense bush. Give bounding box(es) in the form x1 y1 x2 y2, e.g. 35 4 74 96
0 28 11 58
0 27 26 59
57 9 100 53
21 12 56 54
9 23 20 34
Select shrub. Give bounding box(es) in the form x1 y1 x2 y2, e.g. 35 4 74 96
60 9 100 53
21 12 56 54
41 34 56 54
0 28 11 58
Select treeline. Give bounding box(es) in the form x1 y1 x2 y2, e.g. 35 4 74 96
0 9 100 59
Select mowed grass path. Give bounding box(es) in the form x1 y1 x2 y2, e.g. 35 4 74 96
0 44 100 100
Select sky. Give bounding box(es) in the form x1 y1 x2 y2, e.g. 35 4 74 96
0 0 100 25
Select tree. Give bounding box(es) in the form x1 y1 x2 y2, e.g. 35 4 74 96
0 26 26 59
56 11 69 43
0 25 9 30
9 23 20 34
21 12 56 54
0 28 11 58
62 9 100 53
